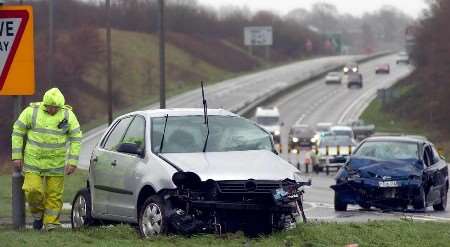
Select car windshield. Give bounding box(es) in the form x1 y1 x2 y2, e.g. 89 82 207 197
256 116 279 126
152 115 273 153
293 127 314 137
332 130 353 138
354 141 419 160
319 136 354 147
328 72 340 76
316 125 331 132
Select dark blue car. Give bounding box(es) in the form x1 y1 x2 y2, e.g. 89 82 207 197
331 136 448 211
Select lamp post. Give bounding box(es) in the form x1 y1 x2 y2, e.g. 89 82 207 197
158 0 166 109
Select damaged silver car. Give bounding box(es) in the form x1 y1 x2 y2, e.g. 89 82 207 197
71 108 310 237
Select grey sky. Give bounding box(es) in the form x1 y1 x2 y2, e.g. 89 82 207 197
197 0 428 18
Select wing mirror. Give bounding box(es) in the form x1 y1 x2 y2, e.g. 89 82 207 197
117 143 144 157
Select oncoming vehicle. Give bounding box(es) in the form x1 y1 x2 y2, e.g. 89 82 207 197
71 108 311 237
255 107 282 144
325 72 342 84
288 124 315 152
396 52 410 64
330 126 355 140
331 136 448 211
343 62 359 74
311 122 332 144
315 135 356 172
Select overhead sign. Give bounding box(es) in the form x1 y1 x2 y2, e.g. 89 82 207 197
244 26 273 46
0 6 35 95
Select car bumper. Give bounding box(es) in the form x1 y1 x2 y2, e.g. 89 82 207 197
190 200 297 213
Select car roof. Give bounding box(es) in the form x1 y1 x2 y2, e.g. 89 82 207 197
330 126 353 131
255 107 280 117
363 136 429 144
120 108 238 118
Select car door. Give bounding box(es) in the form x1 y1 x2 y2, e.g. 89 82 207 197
107 115 146 218
90 116 133 217
431 145 449 194
423 145 441 203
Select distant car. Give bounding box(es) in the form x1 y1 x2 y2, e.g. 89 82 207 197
311 122 333 144
331 136 448 211
315 135 356 172
346 72 363 89
396 52 410 64
325 72 342 84
343 62 359 74
375 64 390 74
346 120 375 140
288 124 315 151
330 126 355 140
255 107 282 144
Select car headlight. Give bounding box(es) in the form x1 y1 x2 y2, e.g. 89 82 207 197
274 130 281 136
352 67 358 72
292 137 299 143
343 67 349 73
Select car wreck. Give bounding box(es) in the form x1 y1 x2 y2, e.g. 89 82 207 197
71 106 311 237
331 136 448 211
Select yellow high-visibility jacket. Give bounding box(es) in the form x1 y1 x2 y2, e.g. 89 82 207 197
11 88 82 176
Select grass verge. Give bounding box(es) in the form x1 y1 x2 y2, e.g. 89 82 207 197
0 171 88 220
0 221 449 246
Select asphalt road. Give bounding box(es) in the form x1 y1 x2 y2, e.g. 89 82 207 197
78 55 365 169
267 54 450 222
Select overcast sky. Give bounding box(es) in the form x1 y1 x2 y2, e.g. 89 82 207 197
197 0 428 18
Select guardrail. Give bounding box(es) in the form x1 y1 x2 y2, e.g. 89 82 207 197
234 51 393 118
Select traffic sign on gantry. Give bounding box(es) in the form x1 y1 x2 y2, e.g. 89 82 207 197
0 5 35 95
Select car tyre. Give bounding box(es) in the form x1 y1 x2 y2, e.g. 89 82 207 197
433 188 447 211
138 195 169 238
334 192 347 211
71 188 97 229
413 188 427 210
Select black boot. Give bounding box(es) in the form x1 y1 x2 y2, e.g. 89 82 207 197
33 219 43 230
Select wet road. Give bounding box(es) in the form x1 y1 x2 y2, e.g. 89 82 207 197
267 54 450 222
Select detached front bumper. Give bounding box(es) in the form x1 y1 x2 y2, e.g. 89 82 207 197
331 178 422 206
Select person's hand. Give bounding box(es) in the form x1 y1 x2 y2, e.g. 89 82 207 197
65 165 77 175
12 160 23 171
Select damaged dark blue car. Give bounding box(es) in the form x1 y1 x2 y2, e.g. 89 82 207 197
331 136 448 211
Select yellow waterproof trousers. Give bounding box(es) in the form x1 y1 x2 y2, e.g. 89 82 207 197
22 172 64 228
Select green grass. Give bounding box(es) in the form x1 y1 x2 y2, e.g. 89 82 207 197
0 171 87 220
0 221 449 246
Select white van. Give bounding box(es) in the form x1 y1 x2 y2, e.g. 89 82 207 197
255 107 282 144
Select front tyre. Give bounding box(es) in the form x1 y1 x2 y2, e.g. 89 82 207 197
413 188 427 210
71 188 97 229
334 192 348 211
433 188 447 211
138 195 169 238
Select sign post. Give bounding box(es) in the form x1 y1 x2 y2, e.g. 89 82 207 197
0 5 35 229
244 26 273 61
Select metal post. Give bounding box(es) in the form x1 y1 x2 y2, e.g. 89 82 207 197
48 0 54 87
12 96 25 229
158 0 166 109
106 0 113 124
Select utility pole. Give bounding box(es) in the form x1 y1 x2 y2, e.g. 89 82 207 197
106 0 113 124
158 0 166 109
48 0 54 87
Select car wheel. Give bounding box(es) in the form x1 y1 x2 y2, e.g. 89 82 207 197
433 188 447 211
138 195 169 238
71 188 97 229
334 192 347 211
413 188 427 210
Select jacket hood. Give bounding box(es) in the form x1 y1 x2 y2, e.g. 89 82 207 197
43 88 65 107
349 157 422 179
161 150 298 181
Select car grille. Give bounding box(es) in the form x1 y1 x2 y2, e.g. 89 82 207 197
217 180 293 194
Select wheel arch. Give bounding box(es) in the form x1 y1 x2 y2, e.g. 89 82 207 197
136 185 157 216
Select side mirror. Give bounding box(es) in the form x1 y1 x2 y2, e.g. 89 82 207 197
117 143 144 157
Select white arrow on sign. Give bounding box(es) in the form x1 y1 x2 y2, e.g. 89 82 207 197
0 10 28 91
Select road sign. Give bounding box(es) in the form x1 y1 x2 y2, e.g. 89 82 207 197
244 26 273 46
0 6 35 95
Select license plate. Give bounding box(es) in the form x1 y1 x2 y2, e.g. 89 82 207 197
378 181 399 188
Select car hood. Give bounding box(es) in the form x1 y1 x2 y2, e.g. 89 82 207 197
261 125 280 134
349 157 422 179
161 150 298 181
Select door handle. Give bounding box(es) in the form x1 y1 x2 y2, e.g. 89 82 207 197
111 160 117 166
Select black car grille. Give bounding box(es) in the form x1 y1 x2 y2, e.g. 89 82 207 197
217 180 293 194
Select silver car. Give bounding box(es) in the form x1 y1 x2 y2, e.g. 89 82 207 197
71 108 310 237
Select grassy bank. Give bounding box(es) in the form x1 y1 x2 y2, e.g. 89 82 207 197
0 171 88 220
0 221 449 246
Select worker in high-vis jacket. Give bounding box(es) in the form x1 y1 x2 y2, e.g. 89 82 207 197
11 88 82 230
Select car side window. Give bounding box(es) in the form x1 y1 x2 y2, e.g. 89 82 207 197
120 116 146 153
431 146 440 164
103 117 133 151
423 146 434 167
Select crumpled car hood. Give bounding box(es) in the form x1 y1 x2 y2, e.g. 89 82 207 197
349 157 422 179
161 150 298 181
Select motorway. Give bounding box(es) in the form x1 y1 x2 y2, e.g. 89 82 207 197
267 54 450 222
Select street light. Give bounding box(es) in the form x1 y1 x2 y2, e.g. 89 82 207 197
106 0 113 124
